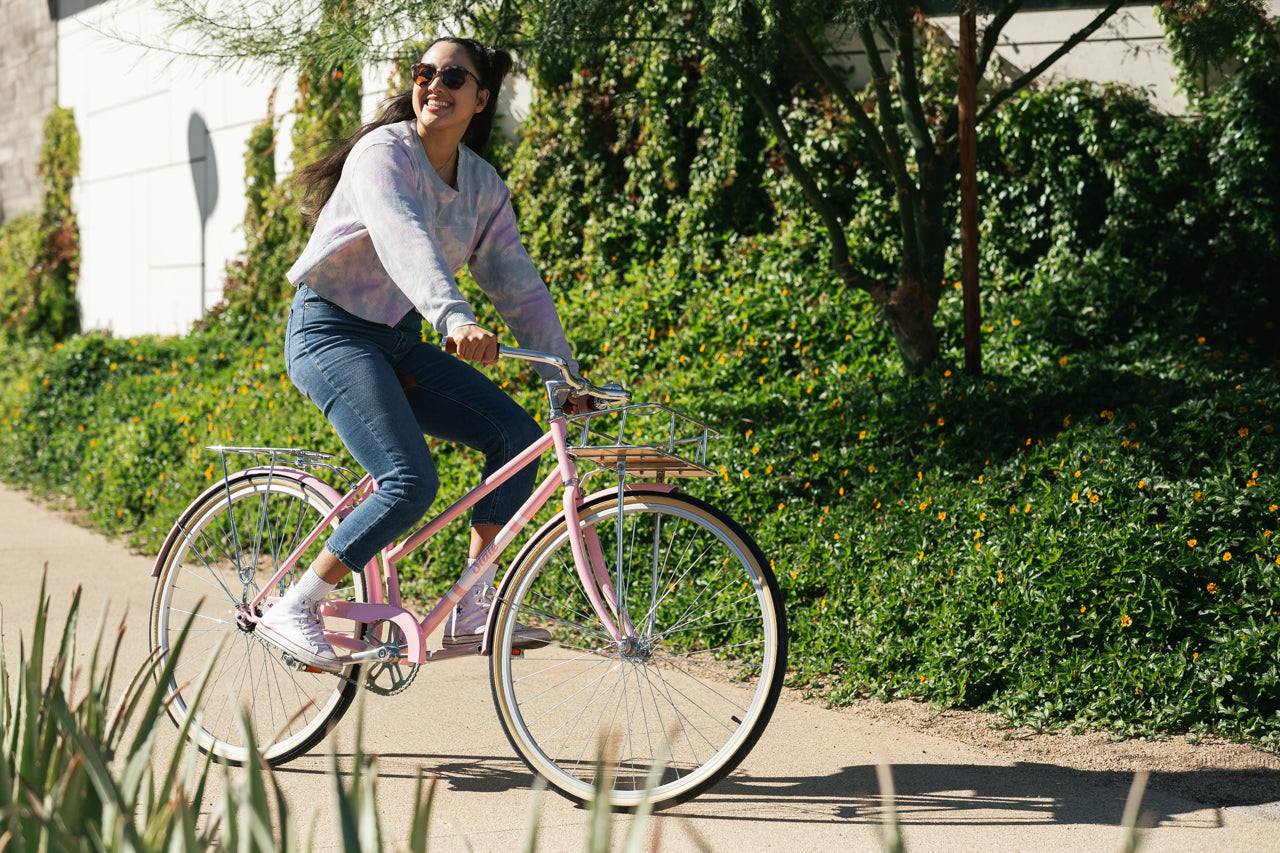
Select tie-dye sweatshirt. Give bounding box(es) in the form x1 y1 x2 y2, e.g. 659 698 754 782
287 120 574 376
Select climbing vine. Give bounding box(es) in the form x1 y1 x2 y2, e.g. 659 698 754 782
0 106 81 344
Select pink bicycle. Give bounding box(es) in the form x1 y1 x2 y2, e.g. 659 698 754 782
148 347 787 809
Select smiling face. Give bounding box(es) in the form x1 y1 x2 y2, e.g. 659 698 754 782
412 41 489 146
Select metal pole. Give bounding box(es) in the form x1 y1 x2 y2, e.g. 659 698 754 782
959 1 981 374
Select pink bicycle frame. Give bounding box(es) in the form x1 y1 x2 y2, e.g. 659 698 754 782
238 415 640 665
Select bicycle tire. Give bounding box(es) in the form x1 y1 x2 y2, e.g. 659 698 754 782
489 489 787 810
149 470 366 766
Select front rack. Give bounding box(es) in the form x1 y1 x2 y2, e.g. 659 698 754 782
567 404 717 478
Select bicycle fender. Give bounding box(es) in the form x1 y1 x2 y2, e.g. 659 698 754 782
150 467 347 577
480 482 679 655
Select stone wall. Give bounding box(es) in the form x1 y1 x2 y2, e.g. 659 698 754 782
0 0 58 223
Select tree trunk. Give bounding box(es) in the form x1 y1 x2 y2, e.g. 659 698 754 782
870 273 940 374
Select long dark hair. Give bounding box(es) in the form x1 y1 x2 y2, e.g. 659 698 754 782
295 37 513 224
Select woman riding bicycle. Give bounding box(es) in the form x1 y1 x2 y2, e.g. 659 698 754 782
257 37 578 672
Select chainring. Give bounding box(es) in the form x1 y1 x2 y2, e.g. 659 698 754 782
360 620 420 696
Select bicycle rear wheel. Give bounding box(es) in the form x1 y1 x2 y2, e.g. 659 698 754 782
490 489 787 810
149 470 366 766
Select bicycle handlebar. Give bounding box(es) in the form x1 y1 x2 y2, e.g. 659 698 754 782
498 345 632 406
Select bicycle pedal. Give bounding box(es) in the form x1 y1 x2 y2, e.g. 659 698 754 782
280 652 325 674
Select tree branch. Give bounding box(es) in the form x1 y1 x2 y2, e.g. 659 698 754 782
784 11 893 173
975 0 1024 82
889 4 933 158
976 0 1129 124
708 38 862 288
861 24 923 267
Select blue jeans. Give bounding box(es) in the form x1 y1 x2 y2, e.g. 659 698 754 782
284 285 543 574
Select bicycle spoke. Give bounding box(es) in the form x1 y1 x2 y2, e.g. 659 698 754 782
492 491 785 810
151 472 364 766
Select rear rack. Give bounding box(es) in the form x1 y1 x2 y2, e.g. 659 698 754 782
206 445 360 488
567 404 717 478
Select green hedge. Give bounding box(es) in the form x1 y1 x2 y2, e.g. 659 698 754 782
0 32 1277 742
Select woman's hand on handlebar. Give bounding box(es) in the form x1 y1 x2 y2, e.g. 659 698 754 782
444 324 499 367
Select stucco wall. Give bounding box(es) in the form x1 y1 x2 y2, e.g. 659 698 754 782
0 0 59 223
56 1 307 337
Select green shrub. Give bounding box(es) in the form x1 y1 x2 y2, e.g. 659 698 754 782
1 40 1278 744
0 106 81 345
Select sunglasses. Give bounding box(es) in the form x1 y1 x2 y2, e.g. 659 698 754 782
411 63 483 90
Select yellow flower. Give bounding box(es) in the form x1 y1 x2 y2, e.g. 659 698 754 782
1089 493 1100 504
1195 491 1204 501
1138 479 1145 489
1120 615 1132 628
1080 605 1087 613
1071 492 1079 503
1187 539 1197 548
1222 551 1232 562
1207 582 1219 594
938 511 947 520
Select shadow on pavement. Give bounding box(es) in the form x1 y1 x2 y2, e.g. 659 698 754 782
273 752 536 795
665 762 1279 828
274 751 1279 828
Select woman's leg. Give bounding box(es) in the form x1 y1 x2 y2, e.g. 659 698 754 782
258 288 439 670
393 340 548 647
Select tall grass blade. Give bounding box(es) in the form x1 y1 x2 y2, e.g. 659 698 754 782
516 775 547 853
407 770 439 853
875 762 905 853
1118 770 1151 853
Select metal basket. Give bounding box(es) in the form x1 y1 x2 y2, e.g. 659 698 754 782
567 404 717 478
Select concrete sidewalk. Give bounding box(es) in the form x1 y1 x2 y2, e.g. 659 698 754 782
2 483 1277 852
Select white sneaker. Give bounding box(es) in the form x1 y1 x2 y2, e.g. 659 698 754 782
444 583 552 649
256 594 345 673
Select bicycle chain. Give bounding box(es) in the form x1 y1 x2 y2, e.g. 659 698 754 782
244 622 414 696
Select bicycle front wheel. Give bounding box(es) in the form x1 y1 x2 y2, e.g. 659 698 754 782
149 470 367 766
490 489 787 810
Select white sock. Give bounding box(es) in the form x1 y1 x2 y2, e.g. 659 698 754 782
292 568 337 603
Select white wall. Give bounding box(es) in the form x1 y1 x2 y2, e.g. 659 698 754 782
58 0 300 337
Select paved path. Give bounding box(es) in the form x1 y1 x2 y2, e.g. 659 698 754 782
2 483 1277 852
